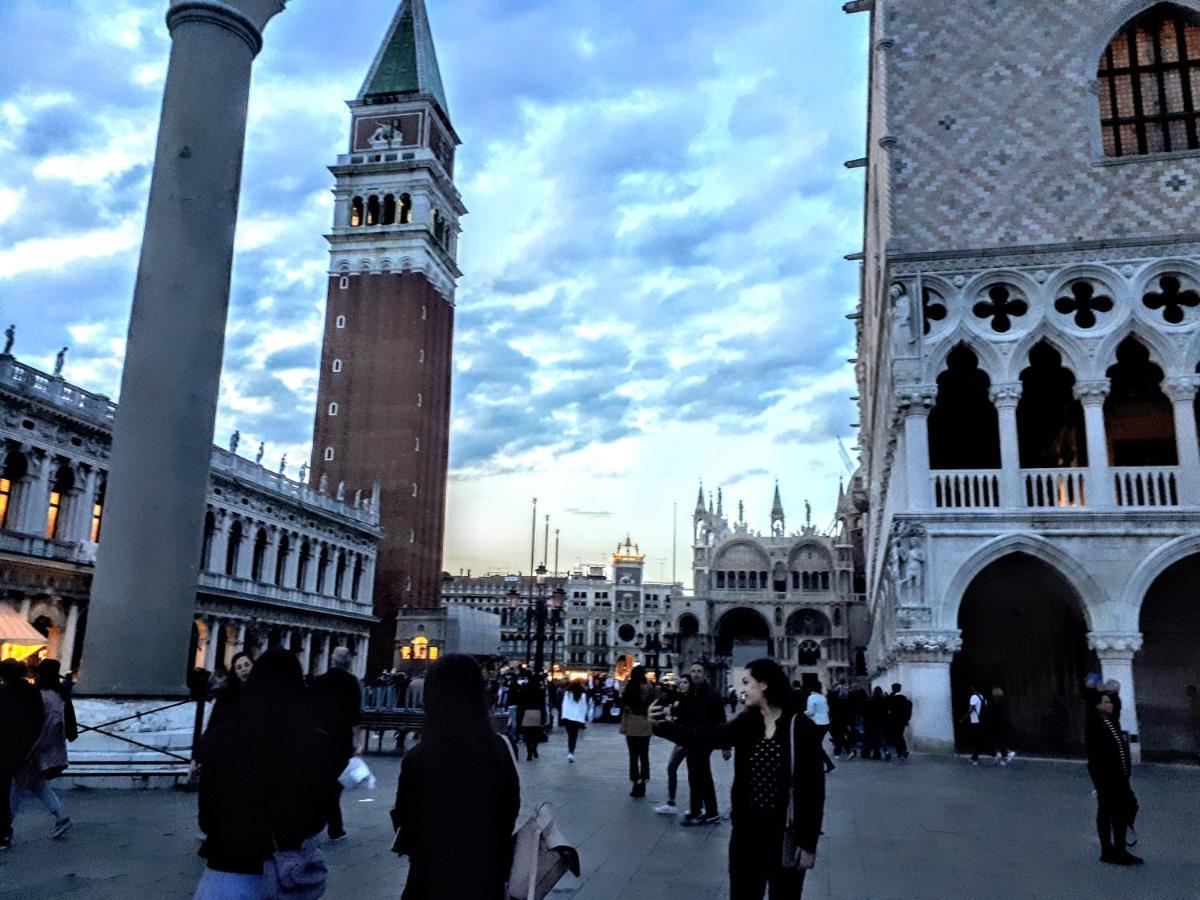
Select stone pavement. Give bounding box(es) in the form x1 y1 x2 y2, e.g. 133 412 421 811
1 722 1198 899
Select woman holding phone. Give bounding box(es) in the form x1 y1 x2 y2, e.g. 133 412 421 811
651 658 824 899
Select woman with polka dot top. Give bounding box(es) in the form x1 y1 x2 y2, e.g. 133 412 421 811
651 658 825 899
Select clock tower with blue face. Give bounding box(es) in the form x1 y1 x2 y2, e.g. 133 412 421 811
310 0 464 674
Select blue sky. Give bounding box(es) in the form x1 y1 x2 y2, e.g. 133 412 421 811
0 0 868 584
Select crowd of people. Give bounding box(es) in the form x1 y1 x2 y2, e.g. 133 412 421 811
0 657 76 851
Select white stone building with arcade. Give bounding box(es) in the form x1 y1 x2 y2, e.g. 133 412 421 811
850 0 1200 761
0 353 379 680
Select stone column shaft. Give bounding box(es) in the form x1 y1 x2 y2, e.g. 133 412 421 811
81 0 286 695
208 513 229 575
202 617 220 670
990 384 1022 508
319 633 332 674
1164 377 1200 505
1089 632 1144 763
1075 382 1112 508
61 601 81 672
899 392 934 510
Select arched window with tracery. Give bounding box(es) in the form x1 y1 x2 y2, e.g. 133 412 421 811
1018 341 1088 468
1098 4 1200 157
1104 336 1177 465
928 345 1001 469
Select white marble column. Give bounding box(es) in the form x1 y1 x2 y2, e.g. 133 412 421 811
202 617 220 670
1088 632 1144 763
283 532 300 588
80 0 287 697
339 551 354 600
235 523 256 580
989 383 1022 508
60 601 81 671
893 631 961 752
1163 376 1200 505
233 621 247 654
265 527 282 585
1074 381 1112 508
300 629 313 673
303 544 320 594
20 453 52 536
319 633 332 674
208 512 229 575
896 386 936 510
316 545 332 596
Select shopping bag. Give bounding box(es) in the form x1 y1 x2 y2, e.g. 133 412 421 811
506 801 581 900
337 755 376 791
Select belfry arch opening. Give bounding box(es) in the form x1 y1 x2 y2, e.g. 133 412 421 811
1135 552 1200 762
928 345 1000 469
951 552 1096 756
1104 336 1176 465
1017 341 1087 467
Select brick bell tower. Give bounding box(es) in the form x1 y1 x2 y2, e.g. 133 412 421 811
310 0 464 675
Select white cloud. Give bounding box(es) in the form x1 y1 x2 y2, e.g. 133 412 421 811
0 187 24 225
0 219 140 279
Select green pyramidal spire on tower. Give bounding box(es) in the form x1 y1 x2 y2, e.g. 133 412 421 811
360 0 450 120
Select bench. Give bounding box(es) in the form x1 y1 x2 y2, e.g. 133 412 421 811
61 760 191 785
360 710 511 754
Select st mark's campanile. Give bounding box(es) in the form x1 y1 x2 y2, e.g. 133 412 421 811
310 0 463 674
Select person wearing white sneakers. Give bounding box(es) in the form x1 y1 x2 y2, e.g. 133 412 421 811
560 682 589 762
655 676 691 814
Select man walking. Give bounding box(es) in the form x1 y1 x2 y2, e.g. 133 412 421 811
964 684 987 765
678 662 728 826
308 647 362 842
0 660 44 851
887 683 912 760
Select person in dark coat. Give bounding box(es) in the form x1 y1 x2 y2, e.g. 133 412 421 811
195 648 337 897
864 687 889 760
1086 690 1142 866
515 678 546 761
308 646 362 842
0 659 44 851
985 687 1014 765
886 683 912 761
673 661 729 825
391 654 520 899
652 658 825 899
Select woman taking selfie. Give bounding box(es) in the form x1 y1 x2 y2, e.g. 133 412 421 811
651 658 824 899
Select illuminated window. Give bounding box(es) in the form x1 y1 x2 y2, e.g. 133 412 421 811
335 315 346 329
90 499 102 542
412 635 429 659
350 197 364 227
332 359 342 373
1099 5 1200 157
429 646 440 661
45 491 61 539
399 193 412 224
0 478 10 530
400 645 412 660
366 195 380 226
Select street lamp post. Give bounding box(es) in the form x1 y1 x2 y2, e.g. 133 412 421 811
547 586 565 680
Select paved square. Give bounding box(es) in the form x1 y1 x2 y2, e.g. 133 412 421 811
1 724 1197 898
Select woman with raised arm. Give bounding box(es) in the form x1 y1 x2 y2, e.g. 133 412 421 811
391 654 521 899
651 658 824 899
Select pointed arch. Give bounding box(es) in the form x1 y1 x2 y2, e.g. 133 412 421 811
1119 532 1200 627
940 532 1106 630
924 334 1004 387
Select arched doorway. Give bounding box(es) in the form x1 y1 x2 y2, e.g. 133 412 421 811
952 552 1096 756
715 608 770 659
1136 553 1200 763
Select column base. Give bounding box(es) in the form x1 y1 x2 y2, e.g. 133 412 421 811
64 697 204 790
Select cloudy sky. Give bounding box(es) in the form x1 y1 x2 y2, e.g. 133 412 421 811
0 0 868 585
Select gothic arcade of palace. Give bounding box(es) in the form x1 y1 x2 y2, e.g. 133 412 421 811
853 0 1200 761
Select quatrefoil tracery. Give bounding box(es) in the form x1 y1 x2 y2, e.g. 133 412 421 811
922 287 948 335
972 284 1028 333
1143 275 1200 325
1054 281 1114 329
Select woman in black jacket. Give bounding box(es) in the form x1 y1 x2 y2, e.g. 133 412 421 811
516 678 546 761
391 654 521 899
652 658 824 899
1086 690 1142 866
195 648 337 897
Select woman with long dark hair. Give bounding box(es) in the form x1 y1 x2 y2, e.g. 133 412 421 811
620 665 654 798
651 659 825 899
516 678 546 761
195 648 336 898
560 681 589 762
206 651 253 738
391 654 520 899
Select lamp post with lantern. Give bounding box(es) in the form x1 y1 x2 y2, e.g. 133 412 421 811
507 565 565 680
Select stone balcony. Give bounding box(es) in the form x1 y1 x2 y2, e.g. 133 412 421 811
0 357 116 427
198 571 374 620
0 531 97 565
929 465 1188 510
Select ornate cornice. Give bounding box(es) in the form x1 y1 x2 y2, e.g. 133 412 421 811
892 629 962 660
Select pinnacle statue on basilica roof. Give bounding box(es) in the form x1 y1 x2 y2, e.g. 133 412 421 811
359 0 451 121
